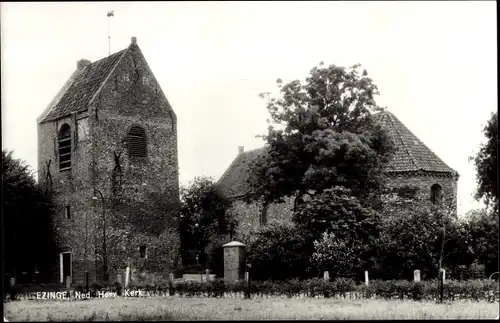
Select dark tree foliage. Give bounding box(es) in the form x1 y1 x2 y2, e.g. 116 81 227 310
3 150 58 284
296 186 382 279
246 222 312 281
179 176 235 274
463 209 499 277
249 62 394 210
471 111 498 211
375 195 472 280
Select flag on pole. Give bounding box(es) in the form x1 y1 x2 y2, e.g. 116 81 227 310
107 10 114 17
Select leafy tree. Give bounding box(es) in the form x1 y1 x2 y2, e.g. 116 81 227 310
298 186 382 278
463 208 499 277
179 176 235 272
247 222 312 281
471 111 498 211
376 195 467 280
311 231 366 279
3 149 58 283
250 62 394 209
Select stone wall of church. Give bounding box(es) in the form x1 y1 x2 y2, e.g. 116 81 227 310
385 173 458 210
227 173 458 247
229 196 294 245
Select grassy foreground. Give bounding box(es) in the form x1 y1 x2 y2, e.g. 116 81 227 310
4 296 499 320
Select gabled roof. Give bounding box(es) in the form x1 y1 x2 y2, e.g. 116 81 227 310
39 48 128 123
217 147 267 199
372 110 457 175
218 110 458 199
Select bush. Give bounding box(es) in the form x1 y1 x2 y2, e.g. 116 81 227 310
7 277 498 301
162 278 499 301
8 284 22 301
247 222 312 281
113 281 123 296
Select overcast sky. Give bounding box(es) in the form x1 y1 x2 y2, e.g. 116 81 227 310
1 1 496 215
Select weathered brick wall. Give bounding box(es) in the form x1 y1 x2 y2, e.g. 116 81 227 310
38 113 101 284
89 43 180 275
228 197 294 245
227 174 458 245
37 42 180 284
385 173 458 209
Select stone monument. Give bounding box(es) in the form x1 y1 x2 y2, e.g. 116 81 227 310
222 241 246 281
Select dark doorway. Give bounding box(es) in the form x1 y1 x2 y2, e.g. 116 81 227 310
61 252 72 284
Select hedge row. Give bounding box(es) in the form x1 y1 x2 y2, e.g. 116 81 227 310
6 278 499 302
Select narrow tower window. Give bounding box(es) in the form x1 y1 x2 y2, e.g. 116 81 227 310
65 206 71 219
58 124 72 170
127 126 147 158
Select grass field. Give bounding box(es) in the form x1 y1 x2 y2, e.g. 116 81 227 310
4 296 499 320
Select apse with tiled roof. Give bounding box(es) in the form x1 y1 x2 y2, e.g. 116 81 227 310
218 110 459 240
371 110 459 206
37 37 180 285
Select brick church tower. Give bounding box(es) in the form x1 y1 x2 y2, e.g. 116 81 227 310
37 37 180 284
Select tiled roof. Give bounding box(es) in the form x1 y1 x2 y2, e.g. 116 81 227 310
371 110 456 175
217 147 267 199
40 49 128 122
218 110 457 198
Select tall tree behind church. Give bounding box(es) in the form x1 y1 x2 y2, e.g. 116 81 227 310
250 62 395 208
470 111 498 213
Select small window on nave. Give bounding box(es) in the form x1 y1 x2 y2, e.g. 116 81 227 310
430 184 443 205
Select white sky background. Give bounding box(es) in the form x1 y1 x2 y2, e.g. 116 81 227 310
1 1 496 215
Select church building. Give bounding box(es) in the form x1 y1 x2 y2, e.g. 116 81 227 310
37 37 180 285
218 110 459 243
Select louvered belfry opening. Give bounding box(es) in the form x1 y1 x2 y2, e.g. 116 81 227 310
58 124 72 170
128 126 147 158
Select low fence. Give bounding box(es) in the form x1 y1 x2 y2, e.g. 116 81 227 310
5 278 499 302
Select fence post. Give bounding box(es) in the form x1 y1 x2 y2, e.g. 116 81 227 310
84 271 89 293
365 271 369 286
66 276 71 298
323 271 330 298
168 273 175 297
440 269 445 303
244 271 250 299
125 266 130 288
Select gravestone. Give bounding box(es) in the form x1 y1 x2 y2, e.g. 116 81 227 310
323 271 329 282
414 269 421 282
222 241 246 281
365 270 369 286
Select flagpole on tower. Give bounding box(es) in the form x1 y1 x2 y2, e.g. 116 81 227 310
107 10 114 56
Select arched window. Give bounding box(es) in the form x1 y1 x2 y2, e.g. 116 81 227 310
58 124 72 170
430 184 443 205
127 126 147 158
